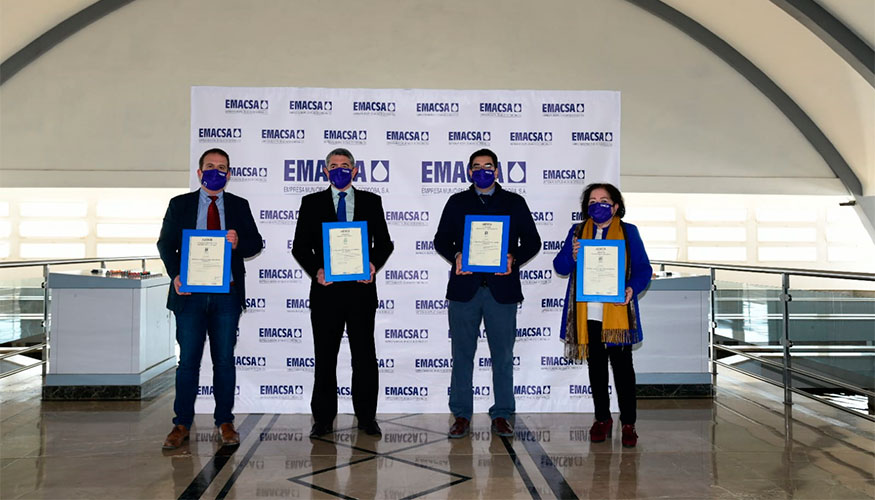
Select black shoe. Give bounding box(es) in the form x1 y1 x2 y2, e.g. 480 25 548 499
309 422 333 438
357 420 382 436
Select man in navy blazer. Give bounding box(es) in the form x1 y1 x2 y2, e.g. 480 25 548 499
434 148 541 439
157 148 262 449
292 148 394 438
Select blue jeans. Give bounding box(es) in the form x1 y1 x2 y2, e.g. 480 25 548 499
448 286 517 420
172 293 241 428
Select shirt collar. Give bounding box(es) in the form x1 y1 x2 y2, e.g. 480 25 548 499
199 188 224 200
330 185 354 199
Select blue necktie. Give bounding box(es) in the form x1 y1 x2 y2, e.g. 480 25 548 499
337 192 347 222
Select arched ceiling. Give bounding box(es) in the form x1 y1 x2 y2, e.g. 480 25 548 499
0 0 98 62
819 0 875 48
1 0 873 198
663 0 874 198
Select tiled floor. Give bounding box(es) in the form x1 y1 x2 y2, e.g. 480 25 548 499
1 367 873 499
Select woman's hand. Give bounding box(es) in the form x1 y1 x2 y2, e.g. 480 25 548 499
623 287 633 305
571 239 580 261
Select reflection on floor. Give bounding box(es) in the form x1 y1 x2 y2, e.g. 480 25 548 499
2 367 873 499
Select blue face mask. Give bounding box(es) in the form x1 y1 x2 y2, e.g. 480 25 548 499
329 168 352 189
201 169 228 191
587 202 614 223
471 169 495 189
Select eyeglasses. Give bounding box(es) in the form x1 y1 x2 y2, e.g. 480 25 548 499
471 163 495 171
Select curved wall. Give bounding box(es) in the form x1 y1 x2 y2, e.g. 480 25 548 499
0 0 846 195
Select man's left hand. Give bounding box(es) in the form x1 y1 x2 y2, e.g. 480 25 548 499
494 254 513 276
226 229 238 250
357 262 377 284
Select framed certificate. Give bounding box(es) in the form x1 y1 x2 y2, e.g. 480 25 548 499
179 229 231 293
322 221 371 282
462 215 510 273
576 239 626 303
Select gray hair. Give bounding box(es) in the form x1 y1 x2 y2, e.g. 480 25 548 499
325 148 355 166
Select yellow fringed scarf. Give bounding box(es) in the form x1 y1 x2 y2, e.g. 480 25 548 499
563 216 638 361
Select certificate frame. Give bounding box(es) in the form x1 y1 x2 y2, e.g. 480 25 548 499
322 221 371 282
461 215 510 273
576 239 626 303
179 229 231 293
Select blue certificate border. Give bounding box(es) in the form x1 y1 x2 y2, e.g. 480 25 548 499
462 215 510 273
322 221 371 282
179 229 231 293
576 239 626 303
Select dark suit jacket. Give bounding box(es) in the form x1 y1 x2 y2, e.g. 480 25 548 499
157 190 263 312
291 187 394 308
433 183 541 304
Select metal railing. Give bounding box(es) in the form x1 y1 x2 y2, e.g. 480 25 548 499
2 255 873 421
652 260 875 421
0 255 161 379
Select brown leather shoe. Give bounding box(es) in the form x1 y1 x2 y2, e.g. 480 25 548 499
491 417 514 437
218 422 240 446
448 417 470 438
162 425 189 449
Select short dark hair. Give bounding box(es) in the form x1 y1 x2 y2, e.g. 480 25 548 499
580 183 626 220
199 148 229 169
468 148 498 170
326 148 355 166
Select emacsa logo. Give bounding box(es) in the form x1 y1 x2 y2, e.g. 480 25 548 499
225 98 269 114
479 102 522 117
229 165 268 182
245 297 267 310
506 161 526 184
370 160 390 183
572 131 614 146
197 127 242 143
542 102 585 116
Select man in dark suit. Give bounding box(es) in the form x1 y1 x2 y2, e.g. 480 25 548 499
292 148 394 438
157 148 263 449
433 148 541 439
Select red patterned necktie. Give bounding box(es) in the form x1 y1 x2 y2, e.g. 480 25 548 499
207 196 220 230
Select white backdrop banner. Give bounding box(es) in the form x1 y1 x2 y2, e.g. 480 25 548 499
190 87 620 414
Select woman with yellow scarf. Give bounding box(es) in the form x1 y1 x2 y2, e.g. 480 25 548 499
553 183 652 447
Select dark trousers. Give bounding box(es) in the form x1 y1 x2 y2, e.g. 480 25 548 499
172 292 241 428
587 320 637 425
310 298 378 424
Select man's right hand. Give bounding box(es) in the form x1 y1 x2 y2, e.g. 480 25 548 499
455 253 473 275
316 268 334 286
173 275 191 295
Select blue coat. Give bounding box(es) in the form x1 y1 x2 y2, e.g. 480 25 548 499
552 221 652 344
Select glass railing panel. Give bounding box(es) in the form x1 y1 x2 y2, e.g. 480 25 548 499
710 271 785 386
786 276 875 408
0 257 165 346
713 271 784 346
0 266 47 345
